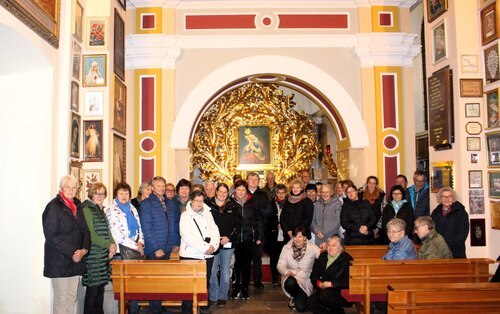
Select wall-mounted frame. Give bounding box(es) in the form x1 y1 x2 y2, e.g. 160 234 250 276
487 132 500 166
83 120 103 162
465 103 480 117
471 152 480 164
489 171 500 198
432 20 447 64
82 54 107 87
460 79 483 97
73 0 83 42
481 2 498 46
461 54 478 73
431 161 454 193
70 112 81 158
486 89 499 128
484 43 500 84
84 91 104 116
82 169 102 200
467 137 481 151
113 134 126 190
114 9 125 81
470 219 486 246
69 159 83 198
469 170 483 189
85 17 108 49
71 40 82 81
491 201 500 229
469 189 484 214
428 66 454 149
70 81 79 112
113 76 126 134
427 0 447 23
236 125 273 171
0 0 61 48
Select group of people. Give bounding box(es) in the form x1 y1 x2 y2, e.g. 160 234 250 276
43 169 469 314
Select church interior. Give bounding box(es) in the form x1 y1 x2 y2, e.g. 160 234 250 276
0 0 499 313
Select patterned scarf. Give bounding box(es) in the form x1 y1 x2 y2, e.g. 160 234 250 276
288 191 306 204
292 241 307 261
391 199 407 215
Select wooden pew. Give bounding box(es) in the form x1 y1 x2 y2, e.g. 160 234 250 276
341 258 494 314
111 259 207 314
387 282 500 313
344 245 421 260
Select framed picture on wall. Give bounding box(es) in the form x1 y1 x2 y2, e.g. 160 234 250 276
86 17 108 49
84 91 104 116
113 76 127 134
82 169 102 198
236 125 273 171
82 54 107 87
114 9 125 81
431 161 454 193
467 137 481 151
432 20 447 63
487 132 500 166
72 40 82 80
465 103 480 117
83 120 103 162
459 79 483 97
113 134 126 190
74 1 84 42
481 3 498 45
70 113 81 158
70 81 79 112
427 0 447 23
470 219 486 246
491 201 500 229
469 170 483 189
469 189 484 214
484 43 500 84
486 89 500 129
488 171 500 198
69 159 83 198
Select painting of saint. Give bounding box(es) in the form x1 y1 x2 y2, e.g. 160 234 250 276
238 126 271 166
83 54 106 87
83 120 103 161
113 135 126 190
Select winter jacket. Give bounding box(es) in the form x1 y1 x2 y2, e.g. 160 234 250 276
311 197 342 246
340 198 377 245
230 194 264 243
358 187 386 222
418 229 452 259
43 194 90 278
179 202 220 260
105 199 144 251
265 198 285 247
381 202 415 244
206 197 242 248
383 235 417 260
139 194 180 257
310 251 352 290
281 196 314 241
277 240 320 297
406 183 430 218
431 201 469 258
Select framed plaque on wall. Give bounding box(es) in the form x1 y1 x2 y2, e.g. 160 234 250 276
428 66 454 150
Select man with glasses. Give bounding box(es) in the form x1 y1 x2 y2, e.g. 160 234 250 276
414 216 452 259
300 170 312 185
406 171 430 218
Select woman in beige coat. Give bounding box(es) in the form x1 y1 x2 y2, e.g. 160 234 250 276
277 226 320 312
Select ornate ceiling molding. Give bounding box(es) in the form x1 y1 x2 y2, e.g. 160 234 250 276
126 32 420 69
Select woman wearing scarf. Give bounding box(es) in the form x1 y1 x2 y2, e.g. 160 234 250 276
380 185 415 245
341 184 377 245
175 178 192 213
105 182 144 314
79 182 117 313
359 176 386 243
308 235 353 314
280 179 314 243
277 227 320 312
43 175 90 314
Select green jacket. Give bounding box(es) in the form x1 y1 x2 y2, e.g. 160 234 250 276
418 229 452 260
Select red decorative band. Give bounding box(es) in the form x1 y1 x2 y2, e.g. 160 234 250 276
382 74 396 129
185 15 256 29
384 155 398 192
141 158 155 184
277 14 348 29
141 77 155 132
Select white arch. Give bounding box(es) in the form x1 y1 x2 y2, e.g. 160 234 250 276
171 55 369 149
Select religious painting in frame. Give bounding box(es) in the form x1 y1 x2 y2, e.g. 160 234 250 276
114 9 125 81
83 120 103 162
487 132 500 166
86 17 108 49
73 0 83 42
469 189 484 214
82 169 102 199
82 54 107 87
484 43 500 85
72 40 82 80
430 161 454 193
488 171 500 198
470 219 486 246
491 201 500 229
113 76 126 134
432 20 447 64
70 81 79 112
70 112 80 158
84 91 104 116
117 0 126 10
0 0 61 48
469 170 483 189
427 0 447 23
236 125 273 171
486 89 500 129
481 2 498 46
113 134 126 190
69 159 83 198
428 66 454 149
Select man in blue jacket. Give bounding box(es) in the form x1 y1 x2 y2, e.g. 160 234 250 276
406 171 430 218
139 176 180 313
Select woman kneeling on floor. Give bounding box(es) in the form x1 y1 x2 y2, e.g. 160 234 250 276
277 226 320 312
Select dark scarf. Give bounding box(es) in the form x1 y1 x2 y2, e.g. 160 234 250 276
292 241 307 261
115 198 139 239
288 191 306 204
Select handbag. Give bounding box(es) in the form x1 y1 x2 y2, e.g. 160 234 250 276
118 244 144 260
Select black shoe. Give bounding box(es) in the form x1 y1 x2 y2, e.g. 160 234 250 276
241 288 250 300
199 306 211 314
216 300 227 307
230 287 240 299
254 280 264 289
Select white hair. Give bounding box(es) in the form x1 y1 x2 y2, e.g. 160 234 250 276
59 175 79 190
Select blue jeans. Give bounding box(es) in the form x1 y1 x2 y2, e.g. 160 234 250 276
209 248 234 301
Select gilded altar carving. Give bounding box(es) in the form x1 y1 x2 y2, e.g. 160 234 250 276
191 83 320 184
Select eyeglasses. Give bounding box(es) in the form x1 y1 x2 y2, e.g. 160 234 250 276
387 230 403 234
166 189 175 192
441 195 453 199
95 193 106 196
414 225 424 230
392 192 402 195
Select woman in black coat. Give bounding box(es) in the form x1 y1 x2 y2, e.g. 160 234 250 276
281 179 314 242
308 235 353 314
341 185 377 245
380 185 415 244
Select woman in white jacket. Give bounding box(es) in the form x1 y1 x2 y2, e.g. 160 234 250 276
277 226 320 312
179 190 220 313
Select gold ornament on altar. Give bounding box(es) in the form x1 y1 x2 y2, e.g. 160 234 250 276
191 83 320 184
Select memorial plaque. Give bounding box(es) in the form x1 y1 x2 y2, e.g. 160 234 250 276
428 66 454 150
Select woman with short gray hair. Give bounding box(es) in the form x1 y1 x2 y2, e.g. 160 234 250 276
382 218 416 260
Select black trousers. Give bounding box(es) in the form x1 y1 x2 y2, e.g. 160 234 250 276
284 277 308 312
268 240 285 282
252 241 263 282
234 242 254 289
84 284 105 314
180 256 214 313
307 288 350 314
